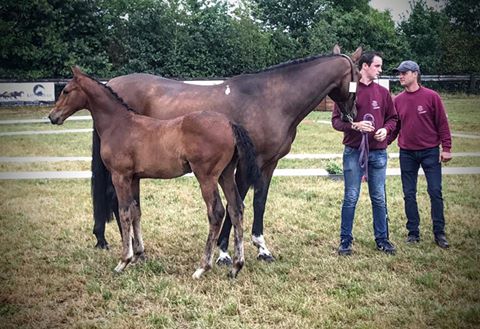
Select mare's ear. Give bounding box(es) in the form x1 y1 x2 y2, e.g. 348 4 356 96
332 44 341 54
71 65 82 76
351 46 362 63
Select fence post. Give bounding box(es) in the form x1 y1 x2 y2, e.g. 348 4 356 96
470 75 477 94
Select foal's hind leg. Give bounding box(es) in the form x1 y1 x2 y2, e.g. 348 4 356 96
219 164 245 278
192 177 225 279
130 177 146 264
216 164 249 266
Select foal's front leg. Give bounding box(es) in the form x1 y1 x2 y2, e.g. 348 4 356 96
111 174 137 273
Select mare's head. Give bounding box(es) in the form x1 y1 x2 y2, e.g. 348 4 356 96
49 66 88 125
328 45 362 122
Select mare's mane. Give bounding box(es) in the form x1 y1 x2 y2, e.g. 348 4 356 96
252 53 339 74
77 70 138 114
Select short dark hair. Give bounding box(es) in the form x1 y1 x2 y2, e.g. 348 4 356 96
358 51 383 70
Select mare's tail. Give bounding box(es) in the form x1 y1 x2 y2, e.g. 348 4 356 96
91 129 117 224
231 123 262 188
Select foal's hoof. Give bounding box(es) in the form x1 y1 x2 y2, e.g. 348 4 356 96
257 253 275 262
114 259 131 273
192 268 206 279
228 262 244 279
131 252 146 265
114 262 126 273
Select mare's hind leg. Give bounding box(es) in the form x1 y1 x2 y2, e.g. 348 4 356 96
251 163 275 262
130 177 146 264
192 176 225 279
111 173 138 273
219 163 245 278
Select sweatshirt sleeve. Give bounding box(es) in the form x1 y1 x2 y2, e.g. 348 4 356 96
331 103 353 132
382 92 398 134
433 93 452 152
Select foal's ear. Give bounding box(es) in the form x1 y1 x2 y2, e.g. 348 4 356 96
71 65 83 76
332 44 341 54
351 46 363 63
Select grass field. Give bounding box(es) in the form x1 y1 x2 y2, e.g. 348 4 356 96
0 95 479 328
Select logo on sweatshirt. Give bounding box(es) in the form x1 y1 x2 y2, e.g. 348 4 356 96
417 105 427 114
371 100 380 110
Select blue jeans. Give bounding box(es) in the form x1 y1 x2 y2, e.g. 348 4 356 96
399 147 445 236
340 146 388 242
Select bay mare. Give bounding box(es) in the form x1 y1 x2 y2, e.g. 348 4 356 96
49 66 261 278
92 45 362 264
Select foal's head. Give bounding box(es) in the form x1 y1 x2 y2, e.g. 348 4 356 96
49 66 88 125
328 45 362 123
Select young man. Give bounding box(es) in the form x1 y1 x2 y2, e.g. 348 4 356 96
332 51 398 255
389 60 452 249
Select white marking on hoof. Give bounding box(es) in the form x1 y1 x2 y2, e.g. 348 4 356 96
216 250 232 266
192 268 205 279
114 261 127 273
252 235 273 258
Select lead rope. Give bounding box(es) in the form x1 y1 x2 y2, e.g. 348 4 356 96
358 113 375 182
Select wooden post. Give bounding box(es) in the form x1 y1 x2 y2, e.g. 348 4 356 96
469 75 477 94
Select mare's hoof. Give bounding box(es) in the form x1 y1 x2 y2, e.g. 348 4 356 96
95 240 110 250
216 254 233 267
257 253 275 262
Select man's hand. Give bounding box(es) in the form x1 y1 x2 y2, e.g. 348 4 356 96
374 128 387 141
440 151 452 163
352 121 374 133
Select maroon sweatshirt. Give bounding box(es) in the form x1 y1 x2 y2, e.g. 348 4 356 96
390 86 452 152
332 81 398 150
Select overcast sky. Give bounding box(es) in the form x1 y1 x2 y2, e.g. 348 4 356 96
369 0 445 22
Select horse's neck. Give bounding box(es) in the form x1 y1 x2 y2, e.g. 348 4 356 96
258 57 341 122
80 78 131 137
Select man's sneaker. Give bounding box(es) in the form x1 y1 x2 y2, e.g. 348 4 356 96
406 235 420 244
338 239 352 256
434 234 450 249
376 239 396 255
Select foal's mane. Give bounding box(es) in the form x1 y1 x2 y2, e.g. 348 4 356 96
78 71 138 114
252 53 339 74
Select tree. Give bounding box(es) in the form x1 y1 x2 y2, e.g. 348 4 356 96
398 0 447 74
307 6 409 71
0 0 110 79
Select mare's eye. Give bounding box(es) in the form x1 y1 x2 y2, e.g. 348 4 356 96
63 90 69 95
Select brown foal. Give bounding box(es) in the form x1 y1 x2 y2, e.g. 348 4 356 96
49 66 260 278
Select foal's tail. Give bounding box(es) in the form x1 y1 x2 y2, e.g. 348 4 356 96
231 123 262 188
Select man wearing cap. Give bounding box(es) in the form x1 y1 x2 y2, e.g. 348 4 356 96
389 60 452 249
332 51 398 256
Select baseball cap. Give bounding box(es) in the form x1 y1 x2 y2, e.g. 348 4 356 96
394 60 420 73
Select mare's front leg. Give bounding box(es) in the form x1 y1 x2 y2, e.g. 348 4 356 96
111 174 138 273
193 176 225 279
251 162 276 262
91 129 121 250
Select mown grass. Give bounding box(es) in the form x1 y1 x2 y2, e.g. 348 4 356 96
0 95 479 328
0 176 479 329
